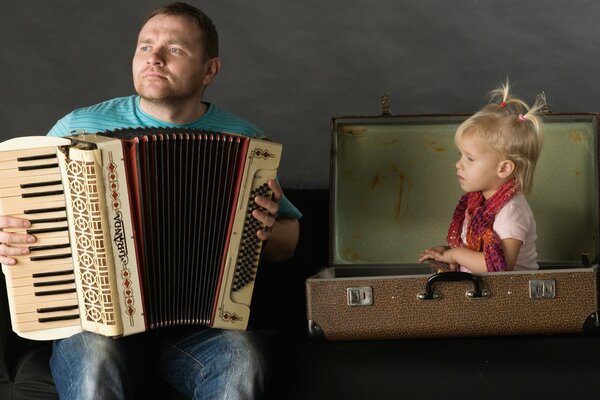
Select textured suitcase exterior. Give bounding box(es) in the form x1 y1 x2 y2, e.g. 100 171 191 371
306 105 600 341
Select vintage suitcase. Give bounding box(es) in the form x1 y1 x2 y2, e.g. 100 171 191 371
306 98 600 341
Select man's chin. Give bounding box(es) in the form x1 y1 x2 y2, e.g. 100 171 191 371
140 95 169 104
135 83 171 100
139 93 197 107
138 90 179 104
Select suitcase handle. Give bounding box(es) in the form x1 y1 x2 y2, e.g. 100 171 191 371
418 271 490 300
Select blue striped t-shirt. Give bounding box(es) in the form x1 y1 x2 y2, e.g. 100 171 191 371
48 95 301 219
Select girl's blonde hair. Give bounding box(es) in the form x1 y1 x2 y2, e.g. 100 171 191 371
455 80 545 193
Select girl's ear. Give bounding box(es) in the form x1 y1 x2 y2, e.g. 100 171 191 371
497 159 515 178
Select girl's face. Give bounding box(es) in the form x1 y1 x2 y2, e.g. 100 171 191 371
455 134 505 199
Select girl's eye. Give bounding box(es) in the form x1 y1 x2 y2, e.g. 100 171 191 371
459 153 474 162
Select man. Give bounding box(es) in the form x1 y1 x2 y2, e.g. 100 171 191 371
0 2 301 399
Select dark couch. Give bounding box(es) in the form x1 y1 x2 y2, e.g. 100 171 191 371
2 189 600 400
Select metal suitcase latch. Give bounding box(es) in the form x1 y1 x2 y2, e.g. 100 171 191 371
529 279 556 299
347 287 373 306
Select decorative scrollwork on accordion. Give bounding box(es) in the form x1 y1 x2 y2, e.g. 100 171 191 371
64 158 118 326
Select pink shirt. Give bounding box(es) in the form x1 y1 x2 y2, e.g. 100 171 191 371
460 193 539 272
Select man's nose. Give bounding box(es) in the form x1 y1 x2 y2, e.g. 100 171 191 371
147 50 165 65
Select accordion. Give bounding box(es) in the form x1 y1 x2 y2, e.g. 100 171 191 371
0 129 281 341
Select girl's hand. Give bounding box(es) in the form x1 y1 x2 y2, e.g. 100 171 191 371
417 246 449 263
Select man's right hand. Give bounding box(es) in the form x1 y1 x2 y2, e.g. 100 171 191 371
0 216 35 265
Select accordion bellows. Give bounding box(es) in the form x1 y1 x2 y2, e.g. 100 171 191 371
0 129 282 340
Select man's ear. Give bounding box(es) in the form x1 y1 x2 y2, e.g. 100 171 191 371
202 57 221 86
497 159 515 178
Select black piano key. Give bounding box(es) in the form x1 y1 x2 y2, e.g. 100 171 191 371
38 314 80 323
30 253 72 262
17 154 56 162
22 190 64 198
33 279 75 287
37 304 78 313
34 288 76 296
18 163 59 171
32 270 73 278
24 206 67 215
29 243 70 252
28 217 68 225
26 226 68 235
20 180 63 189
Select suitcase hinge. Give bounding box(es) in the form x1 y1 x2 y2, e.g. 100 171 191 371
381 94 392 116
536 91 552 113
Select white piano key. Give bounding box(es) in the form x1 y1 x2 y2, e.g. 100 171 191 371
0 172 63 190
3 259 74 278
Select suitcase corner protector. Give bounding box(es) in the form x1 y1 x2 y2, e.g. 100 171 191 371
583 311 600 334
307 320 326 342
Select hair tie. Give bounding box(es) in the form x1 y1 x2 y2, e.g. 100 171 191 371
518 114 526 122
500 101 507 108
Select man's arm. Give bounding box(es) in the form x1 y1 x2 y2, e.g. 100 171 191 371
252 179 300 263
262 217 299 263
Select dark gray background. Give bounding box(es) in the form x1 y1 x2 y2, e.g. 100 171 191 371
4 0 599 189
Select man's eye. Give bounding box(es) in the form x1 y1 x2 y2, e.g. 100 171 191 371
140 46 151 52
169 48 182 54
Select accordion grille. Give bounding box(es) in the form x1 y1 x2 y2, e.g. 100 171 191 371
129 133 248 328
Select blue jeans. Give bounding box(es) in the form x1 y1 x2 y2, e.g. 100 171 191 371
49 328 267 400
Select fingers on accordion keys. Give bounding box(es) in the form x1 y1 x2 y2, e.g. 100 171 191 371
0 242 15 257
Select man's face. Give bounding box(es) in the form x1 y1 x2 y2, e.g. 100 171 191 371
132 14 213 103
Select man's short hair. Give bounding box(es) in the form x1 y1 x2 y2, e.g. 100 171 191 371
143 2 219 61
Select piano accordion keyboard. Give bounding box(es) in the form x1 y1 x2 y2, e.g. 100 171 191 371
0 144 80 336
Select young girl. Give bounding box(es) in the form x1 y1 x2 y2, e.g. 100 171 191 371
418 81 544 272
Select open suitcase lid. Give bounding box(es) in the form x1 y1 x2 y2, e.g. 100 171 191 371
329 97 600 270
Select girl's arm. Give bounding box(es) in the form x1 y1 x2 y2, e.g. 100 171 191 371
443 247 487 272
499 238 522 271
420 238 522 272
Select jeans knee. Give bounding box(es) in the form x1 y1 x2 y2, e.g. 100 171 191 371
228 331 265 374
52 331 122 368
50 332 130 400
158 329 267 400
221 331 267 391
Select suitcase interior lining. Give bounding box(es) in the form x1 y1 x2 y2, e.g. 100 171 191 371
331 115 599 269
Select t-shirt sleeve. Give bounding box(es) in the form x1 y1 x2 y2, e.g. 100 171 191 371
278 193 302 219
493 200 533 242
47 115 72 137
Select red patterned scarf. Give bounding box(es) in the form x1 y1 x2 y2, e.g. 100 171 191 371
446 179 518 272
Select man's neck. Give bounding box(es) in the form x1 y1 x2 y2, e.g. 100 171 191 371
139 97 208 124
